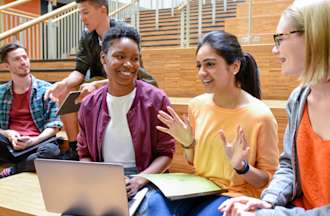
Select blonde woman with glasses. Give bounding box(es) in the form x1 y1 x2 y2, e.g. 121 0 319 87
219 0 330 215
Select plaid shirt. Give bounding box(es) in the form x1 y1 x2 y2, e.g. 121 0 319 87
0 76 63 132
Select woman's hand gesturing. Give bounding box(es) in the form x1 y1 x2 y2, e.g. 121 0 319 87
156 106 194 148
219 126 250 170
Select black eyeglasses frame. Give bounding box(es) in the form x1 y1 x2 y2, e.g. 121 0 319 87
273 30 304 48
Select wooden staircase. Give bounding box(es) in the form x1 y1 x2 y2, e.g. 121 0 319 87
137 0 245 48
0 0 295 173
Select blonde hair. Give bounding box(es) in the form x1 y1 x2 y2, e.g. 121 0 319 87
283 0 330 84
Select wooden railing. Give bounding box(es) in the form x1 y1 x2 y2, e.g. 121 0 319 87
0 2 79 59
0 0 139 60
0 0 248 59
0 0 171 60
178 0 244 47
0 0 31 11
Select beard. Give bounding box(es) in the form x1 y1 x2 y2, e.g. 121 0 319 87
12 68 30 77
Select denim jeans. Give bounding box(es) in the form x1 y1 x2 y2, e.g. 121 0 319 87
138 186 230 216
0 134 61 173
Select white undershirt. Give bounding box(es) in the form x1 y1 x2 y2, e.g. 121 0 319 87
102 88 136 168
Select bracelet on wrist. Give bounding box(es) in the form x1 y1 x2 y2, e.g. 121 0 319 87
233 160 250 175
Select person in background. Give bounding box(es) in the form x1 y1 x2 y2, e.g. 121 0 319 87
44 0 157 160
219 0 330 215
147 30 279 215
0 43 62 178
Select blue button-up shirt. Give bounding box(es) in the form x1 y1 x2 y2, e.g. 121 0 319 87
0 76 63 132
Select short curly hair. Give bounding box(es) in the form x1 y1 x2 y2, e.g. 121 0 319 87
101 24 141 53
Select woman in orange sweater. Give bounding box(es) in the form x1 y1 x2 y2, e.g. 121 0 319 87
145 31 279 216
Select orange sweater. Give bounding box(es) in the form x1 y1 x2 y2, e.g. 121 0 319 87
189 94 279 197
294 105 330 209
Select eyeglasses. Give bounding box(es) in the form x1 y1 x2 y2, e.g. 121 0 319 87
273 30 304 48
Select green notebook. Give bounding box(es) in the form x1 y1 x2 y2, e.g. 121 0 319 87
138 173 227 200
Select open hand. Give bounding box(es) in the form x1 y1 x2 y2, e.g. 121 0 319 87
219 126 250 170
44 80 69 103
156 106 194 147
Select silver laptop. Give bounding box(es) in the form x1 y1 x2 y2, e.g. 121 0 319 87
35 159 148 216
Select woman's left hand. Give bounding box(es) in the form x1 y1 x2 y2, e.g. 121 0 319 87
126 176 147 197
219 126 250 170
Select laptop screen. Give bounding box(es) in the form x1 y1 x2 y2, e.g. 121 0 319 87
35 159 147 216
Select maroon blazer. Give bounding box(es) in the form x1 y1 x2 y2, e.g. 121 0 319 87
77 80 175 172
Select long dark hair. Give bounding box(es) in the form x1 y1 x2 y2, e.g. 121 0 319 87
196 31 261 99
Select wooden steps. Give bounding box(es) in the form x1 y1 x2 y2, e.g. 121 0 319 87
0 59 75 84
137 0 243 48
142 45 299 100
225 14 281 35
0 0 296 176
0 45 299 100
236 0 293 17
225 0 293 45
141 25 224 36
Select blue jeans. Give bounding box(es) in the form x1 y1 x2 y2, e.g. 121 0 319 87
139 187 230 216
0 134 60 173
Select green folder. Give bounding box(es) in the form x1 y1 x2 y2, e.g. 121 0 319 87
138 173 227 200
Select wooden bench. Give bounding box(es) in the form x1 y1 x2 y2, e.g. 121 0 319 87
0 173 59 216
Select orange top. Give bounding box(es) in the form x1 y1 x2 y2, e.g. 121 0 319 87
294 105 330 209
189 94 279 197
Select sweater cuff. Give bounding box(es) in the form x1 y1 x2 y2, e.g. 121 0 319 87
256 209 275 216
262 193 279 207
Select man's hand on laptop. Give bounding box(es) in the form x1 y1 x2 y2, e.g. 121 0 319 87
126 176 148 197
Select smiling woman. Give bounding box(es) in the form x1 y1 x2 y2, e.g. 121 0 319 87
146 31 280 216
100 31 141 96
75 24 176 216
271 10 305 77
195 31 261 101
